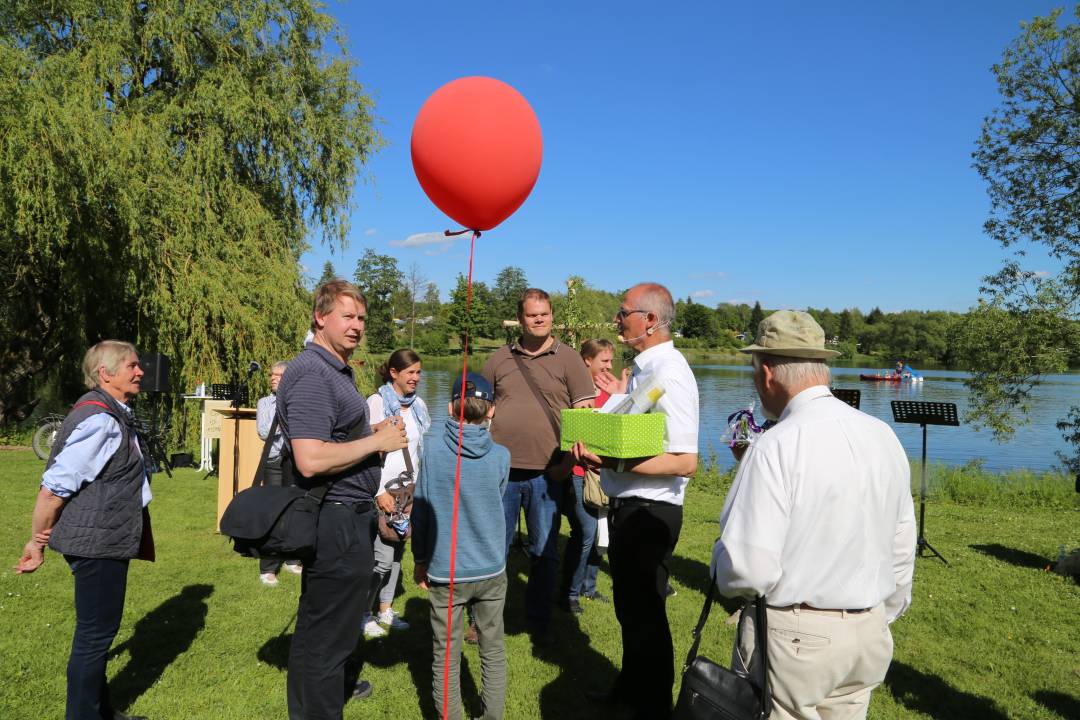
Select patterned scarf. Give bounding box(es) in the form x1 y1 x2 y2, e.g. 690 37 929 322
377 382 431 438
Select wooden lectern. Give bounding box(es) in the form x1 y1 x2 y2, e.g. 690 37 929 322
215 407 262 529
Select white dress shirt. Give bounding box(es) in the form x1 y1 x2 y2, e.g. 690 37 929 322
711 385 916 622
601 340 700 506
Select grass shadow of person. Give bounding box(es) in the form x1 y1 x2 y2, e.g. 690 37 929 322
1032 690 1080 719
970 543 1048 571
108 584 214 710
667 553 712 597
882 660 1009 719
256 613 295 670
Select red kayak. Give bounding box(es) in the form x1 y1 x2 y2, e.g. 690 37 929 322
860 374 902 382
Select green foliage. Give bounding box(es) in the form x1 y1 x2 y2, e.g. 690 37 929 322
353 249 403 353
0 0 381 452
492 265 528 322
952 296 1077 440
749 301 765 332
446 274 493 353
967 7 1080 460
318 261 338 286
1054 406 1080 475
677 301 720 342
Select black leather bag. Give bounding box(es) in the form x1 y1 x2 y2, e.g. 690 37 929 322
673 584 772 720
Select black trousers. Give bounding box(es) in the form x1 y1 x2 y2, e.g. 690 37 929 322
608 500 683 719
287 503 376 720
65 556 130 720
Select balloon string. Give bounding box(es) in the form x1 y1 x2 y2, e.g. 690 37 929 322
443 229 477 720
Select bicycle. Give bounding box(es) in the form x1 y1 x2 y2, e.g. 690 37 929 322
32 414 65 461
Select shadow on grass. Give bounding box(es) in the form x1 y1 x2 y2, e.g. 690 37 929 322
668 553 712 597
883 661 1008 719
109 584 214 710
1032 690 1080 719
970 543 1048 570
256 613 295 670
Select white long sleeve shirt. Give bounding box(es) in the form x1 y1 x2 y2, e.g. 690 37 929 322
711 385 916 623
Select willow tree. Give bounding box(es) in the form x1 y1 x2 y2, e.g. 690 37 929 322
0 1 380 435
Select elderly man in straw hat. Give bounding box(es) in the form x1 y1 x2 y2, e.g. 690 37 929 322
711 310 916 720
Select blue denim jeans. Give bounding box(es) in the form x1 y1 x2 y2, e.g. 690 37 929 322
502 468 563 632
65 556 130 720
561 474 601 600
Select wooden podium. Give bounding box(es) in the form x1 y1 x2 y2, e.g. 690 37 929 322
215 407 262 529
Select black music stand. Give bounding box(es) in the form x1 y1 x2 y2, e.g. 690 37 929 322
891 401 958 565
831 388 861 409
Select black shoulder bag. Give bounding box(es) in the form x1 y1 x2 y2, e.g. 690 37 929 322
673 583 772 720
220 412 362 562
511 351 573 481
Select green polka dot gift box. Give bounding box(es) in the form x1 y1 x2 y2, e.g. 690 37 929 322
559 409 667 459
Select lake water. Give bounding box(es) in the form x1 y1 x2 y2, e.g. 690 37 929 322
406 362 1079 473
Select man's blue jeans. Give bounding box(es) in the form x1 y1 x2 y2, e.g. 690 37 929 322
562 473 600 600
503 468 563 632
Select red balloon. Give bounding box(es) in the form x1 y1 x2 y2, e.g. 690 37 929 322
412 77 543 231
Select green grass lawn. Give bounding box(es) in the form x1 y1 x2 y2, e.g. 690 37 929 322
1 448 1077 719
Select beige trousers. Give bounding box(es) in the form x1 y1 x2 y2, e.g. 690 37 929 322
732 603 894 720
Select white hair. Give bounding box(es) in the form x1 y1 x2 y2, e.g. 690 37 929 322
632 282 675 335
752 353 830 388
82 340 138 389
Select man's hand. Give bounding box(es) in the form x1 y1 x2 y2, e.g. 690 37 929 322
595 369 629 398
571 441 604 472
371 417 408 453
14 541 44 574
413 562 430 590
375 493 395 514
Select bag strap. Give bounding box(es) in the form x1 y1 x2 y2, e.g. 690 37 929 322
402 443 415 477
510 350 561 439
754 596 773 718
684 578 773 718
681 574 717 671
252 413 280 487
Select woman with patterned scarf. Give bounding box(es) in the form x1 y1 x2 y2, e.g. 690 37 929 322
363 349 431 638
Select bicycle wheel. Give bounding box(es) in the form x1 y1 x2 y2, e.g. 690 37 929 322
32 420 61 461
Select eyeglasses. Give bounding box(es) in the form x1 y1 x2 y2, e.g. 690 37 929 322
614 308 649 320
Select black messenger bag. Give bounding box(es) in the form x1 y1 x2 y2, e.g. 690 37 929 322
673 581 772 720
219 482 331 562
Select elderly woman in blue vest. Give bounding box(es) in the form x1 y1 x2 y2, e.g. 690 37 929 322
15 340 155 720
362 348 430 638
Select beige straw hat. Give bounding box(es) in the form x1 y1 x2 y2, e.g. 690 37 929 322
739 310 841 359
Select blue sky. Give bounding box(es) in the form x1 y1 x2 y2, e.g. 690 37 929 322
306 1 1065 313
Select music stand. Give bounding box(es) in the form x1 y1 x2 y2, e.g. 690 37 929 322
891 401 958 565
831 388 861 409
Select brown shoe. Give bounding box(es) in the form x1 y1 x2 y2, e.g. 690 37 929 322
464 621 478 645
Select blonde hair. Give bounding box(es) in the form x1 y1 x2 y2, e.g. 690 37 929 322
311 279 367 331
82 341 138 389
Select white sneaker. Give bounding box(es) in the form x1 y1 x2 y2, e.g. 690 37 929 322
378 608 410 631
283 563 303 575
363 614 387 639
259 573 279 587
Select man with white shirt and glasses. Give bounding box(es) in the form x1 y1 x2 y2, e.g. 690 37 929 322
573 282 699 720
15 340 155 720
712 310 917 720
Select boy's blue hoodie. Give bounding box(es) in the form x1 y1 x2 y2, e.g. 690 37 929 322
412 417 510 584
